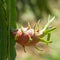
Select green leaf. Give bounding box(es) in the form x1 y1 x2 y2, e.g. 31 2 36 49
42 16 55 32
39 38 52 44
40 27 56 37
47 33 51 41
0 0 7 60
6 0 17 60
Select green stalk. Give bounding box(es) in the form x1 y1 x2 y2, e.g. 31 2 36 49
6 0 17 60
0 0 7 60
41 16 55 32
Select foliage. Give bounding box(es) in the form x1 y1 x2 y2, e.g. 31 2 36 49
0 0 16 60
0 0 7 60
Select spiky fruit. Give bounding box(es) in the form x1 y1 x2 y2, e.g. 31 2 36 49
16 28 41 46
13 16 56 51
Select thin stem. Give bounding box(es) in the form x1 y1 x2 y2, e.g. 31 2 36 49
41 16 55 32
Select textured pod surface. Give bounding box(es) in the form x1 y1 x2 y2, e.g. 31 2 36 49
14 17 55 47
16 28 40 46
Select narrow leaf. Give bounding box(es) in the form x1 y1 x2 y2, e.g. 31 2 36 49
6 0 17 60
47 33 51 41
42 16 55 32
40 27 56 37
0 0 7 60
38 38 52 44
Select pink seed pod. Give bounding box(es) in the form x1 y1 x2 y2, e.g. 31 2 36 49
13 16 55 49
16 27 40 46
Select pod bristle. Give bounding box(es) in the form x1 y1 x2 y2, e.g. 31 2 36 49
34 24 37 35
21 25 25 33
23 46 26 52
27 22 31 29
36 20 41 32
28 35 32 41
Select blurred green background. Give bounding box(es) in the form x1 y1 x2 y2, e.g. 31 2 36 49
15 0 60 60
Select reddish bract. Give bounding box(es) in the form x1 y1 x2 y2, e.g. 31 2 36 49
15 28 40 46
